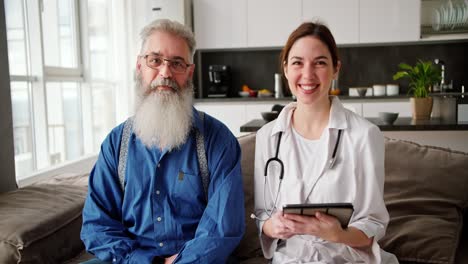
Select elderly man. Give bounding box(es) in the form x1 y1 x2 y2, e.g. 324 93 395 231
81 19 245 264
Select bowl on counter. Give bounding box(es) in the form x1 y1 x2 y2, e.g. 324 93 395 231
356 87 368 97
239 91 250 97
261 111 279 122
349 87 372 97
258 91 273 98
379 112 399 125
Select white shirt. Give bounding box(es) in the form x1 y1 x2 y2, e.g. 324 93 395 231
254 97 399 264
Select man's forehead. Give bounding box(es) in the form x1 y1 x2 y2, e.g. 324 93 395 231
143 31 190 59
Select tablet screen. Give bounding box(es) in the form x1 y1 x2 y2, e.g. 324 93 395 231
283 203 354 227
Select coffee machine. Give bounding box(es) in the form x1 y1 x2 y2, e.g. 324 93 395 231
207 65 231 98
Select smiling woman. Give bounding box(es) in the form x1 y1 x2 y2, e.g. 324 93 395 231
254 22 399 264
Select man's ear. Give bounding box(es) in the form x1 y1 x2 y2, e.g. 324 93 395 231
188 64 195 79
136 56 142 74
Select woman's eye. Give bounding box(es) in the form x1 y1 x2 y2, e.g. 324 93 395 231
291 61 302 66
315 61 327 67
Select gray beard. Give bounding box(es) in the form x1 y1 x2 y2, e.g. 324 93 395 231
133 76 194 150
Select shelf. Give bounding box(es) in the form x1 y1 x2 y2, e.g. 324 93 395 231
421 25 468 35
420 0 468 40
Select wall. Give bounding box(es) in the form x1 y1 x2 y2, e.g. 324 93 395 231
0 0 17 193
194 41 468 98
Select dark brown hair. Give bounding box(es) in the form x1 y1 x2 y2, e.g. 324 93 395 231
279 22 339 74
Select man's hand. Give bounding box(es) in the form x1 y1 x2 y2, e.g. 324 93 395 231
262 211 296 239
283 211 343 242
164 254 177 264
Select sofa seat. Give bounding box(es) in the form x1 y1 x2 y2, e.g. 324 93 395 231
0 173 88 264
1 134 467 264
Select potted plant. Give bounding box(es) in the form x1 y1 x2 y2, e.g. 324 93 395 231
393 60 441 120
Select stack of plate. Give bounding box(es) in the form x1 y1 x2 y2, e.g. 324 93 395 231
432 0 468 31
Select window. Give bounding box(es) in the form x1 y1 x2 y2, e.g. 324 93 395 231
5 0 123 181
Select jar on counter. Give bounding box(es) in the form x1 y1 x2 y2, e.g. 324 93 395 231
329 79 341 95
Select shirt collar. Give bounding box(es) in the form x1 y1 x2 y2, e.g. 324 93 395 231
192 107 204 134
270 96 348 137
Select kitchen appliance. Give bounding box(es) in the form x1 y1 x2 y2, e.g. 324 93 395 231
208 65 231 98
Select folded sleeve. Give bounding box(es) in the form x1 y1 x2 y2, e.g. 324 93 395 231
348 125 389 241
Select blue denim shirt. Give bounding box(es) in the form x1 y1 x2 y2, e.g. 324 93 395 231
81 108 245 264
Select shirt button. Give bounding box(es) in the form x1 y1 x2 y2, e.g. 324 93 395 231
159 242 164 247
157 216 162 222
156 190 160 195
157 163 161 168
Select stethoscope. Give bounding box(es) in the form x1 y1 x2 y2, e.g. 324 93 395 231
251 129 343 221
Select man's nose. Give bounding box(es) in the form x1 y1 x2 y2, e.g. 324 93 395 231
158 61 173 78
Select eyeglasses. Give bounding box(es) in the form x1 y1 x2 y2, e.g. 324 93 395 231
142 54 192 73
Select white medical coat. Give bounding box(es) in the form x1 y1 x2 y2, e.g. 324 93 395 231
254 97 399 264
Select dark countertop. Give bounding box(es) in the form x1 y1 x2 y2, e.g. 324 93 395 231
194 95 410 103
240 117 468 133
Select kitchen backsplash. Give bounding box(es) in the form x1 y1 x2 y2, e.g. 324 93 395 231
194 41 468 98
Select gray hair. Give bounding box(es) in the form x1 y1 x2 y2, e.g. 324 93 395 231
139 19 196 63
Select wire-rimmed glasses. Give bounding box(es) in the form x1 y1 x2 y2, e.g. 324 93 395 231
142 54 192 73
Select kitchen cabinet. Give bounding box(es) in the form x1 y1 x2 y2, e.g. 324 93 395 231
195 100 291 136
458 104 468 122
247 0 302 47
359 0 420 43
245 103 277 121
194 102 247 136
302 0 359 44
193 0 247 49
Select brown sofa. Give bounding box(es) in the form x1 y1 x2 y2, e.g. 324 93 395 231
1 133 467 264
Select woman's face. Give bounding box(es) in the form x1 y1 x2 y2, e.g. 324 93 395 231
284 36 340 107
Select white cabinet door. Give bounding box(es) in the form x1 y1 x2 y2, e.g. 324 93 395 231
359 0 420 43
247 0 302 48
245 103 276 121
362 101 412 118
458 104 468 122
194 103 247 137
193 0 247 49
302 0 359 44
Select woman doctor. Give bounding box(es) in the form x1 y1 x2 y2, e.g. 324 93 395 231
253 22 399 263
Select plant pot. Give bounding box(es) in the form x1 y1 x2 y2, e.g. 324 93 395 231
410 97 433 120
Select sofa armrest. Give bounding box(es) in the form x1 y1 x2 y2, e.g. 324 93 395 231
0 180 88 263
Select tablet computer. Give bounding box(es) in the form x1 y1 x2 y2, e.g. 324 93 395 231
282 203 354 228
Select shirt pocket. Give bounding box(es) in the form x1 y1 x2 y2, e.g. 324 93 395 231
171 170 205 217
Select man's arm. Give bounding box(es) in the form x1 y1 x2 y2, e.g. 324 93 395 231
80 128 156 264
173 136 245 264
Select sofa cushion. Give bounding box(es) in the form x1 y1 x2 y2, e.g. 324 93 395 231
233 133 265 262
380 138 468 264
0 182 88 263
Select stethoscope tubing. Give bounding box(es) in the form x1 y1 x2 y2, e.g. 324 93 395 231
257 129 343 222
